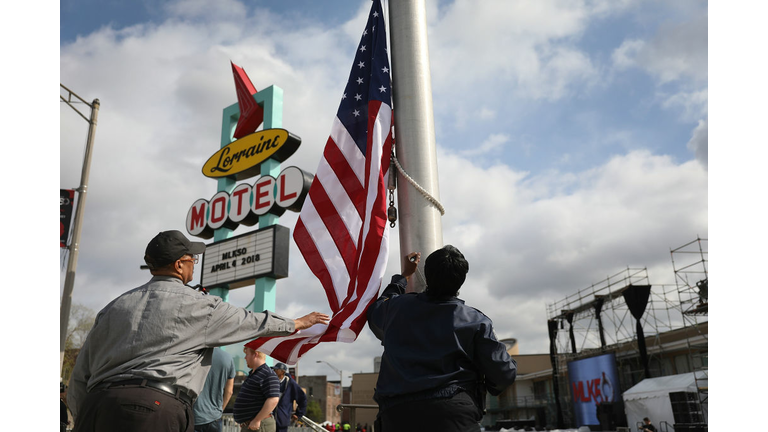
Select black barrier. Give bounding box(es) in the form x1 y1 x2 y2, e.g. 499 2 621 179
547 319 565 429
622 285 652 378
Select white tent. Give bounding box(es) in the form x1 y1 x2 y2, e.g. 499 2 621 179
622 371 707 429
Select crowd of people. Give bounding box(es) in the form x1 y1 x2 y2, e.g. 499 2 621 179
319 422 369 432
60 231 517 432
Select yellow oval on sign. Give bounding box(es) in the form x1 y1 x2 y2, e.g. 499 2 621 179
202 129 302 180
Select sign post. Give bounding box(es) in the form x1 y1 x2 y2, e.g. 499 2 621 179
252 86 283 318
209 86 284 310
186 65 312 370
60 85 100 375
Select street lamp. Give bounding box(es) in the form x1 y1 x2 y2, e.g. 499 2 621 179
60 84 100 376
316 360 343 388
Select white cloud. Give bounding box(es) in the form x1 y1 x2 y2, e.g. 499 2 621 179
163 0 248 21
609 6 708 154
587 0 639 17
687 119 708 169
429 0 597 102
662 87 708 122
478 107 497 120
520 46 597 100
460 133 510 157
436 149 707 351
611 14 707 84
612 39 645 69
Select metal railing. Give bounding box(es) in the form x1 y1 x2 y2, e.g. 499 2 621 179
337 403 378 413
492 395 552 410
299 415 329 432
222 415 240 432
221 414 319 431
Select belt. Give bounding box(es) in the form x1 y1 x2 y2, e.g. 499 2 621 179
97 378 194 405
375 384 468 409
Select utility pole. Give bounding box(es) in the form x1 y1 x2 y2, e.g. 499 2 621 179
388 0 444 292
60 84 100 375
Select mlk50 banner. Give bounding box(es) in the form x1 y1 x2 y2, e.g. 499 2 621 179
567 352 619 427
60 189 75 247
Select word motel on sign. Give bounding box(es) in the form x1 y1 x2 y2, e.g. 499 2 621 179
187 166 312 239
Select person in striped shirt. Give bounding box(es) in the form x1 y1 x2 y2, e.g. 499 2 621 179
233 348 279 431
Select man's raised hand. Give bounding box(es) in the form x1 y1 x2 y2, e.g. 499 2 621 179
294 312 330 330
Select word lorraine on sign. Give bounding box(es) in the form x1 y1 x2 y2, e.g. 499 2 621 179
187 166 312 239
202 129 301 181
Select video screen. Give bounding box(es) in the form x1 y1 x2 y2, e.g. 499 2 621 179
567 352 619 427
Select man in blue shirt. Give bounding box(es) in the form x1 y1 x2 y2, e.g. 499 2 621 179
194 348 235 432
233 348 278 431
367 245 517 432
271 363 307 432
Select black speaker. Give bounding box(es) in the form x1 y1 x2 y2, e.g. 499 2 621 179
669 392 704 424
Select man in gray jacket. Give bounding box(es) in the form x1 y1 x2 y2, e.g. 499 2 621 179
68 230 329 432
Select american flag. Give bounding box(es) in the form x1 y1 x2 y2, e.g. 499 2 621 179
246 0 393 364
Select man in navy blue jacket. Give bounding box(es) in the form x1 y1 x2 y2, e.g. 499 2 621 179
367 245 517 432
271 363 307 432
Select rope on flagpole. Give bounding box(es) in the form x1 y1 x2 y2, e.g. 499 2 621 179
391 153 445 216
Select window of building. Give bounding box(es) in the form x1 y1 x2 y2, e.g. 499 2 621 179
674 354 691 374
691 351 707 370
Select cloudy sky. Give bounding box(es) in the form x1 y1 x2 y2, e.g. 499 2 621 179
54 0 714 384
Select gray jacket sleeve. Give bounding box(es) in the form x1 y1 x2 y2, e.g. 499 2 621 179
204 298 296 347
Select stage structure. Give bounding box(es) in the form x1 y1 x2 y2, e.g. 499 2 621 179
545 238 708 429
670 237 708 408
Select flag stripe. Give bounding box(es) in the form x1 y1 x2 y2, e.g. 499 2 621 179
292 218 341 313
308 179 358 278
330 117 367 185
298 197 350 288
322 138 366 219
315 153 363 244
296 198 351 310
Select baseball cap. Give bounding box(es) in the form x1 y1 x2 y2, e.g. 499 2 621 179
272 362 288 371
144 230 206 269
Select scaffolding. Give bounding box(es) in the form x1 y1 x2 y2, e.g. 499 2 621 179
547 267 652 356
670 237 708 408
544 237 709 428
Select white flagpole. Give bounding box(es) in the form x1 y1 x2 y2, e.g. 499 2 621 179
387 0 443 292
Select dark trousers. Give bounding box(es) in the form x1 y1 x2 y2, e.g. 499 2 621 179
195 419 222 432
378 392 481 432
73 385 193 432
